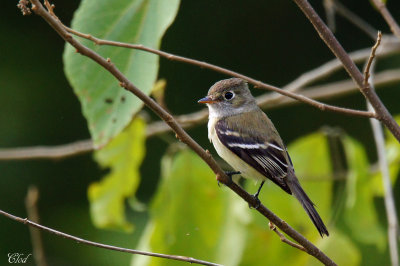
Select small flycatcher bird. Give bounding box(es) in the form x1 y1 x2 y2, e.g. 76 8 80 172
198 78 329 237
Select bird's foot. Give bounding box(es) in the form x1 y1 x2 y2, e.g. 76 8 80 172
218 171 241 187
249 192 262 209
249 181 265 209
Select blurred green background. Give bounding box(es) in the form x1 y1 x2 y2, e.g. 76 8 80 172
1 0 400 265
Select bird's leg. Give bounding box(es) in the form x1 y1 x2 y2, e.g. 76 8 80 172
251 181 265 209
218 171 241 187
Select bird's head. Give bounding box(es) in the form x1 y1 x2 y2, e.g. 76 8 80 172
198 78 257 117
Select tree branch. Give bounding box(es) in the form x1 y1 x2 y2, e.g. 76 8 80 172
293 0 400 143
64 26 374 119
17 0 336 265
2 68 400 161
0 208 220 266
0 139 93 160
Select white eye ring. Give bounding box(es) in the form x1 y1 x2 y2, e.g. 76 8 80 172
224 91 235 100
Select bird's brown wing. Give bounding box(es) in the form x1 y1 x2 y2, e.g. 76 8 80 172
215 118 292 194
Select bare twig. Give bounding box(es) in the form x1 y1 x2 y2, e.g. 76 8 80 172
293 0 400 143
25 186 48 266
371 0 400 39
364 32 382 87
2 68 400 161
269 222 307 252
64 27 374 119
21 1 336 265
0 139 93 160
0 208 220 266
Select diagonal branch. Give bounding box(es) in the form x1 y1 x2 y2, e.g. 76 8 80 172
18 0 337 265
0 208 220 266
293 0 400 143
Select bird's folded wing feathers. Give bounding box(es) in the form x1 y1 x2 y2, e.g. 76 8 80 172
215 119 292 194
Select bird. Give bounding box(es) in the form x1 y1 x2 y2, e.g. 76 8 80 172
198 78 329 237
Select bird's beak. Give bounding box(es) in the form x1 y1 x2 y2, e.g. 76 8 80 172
198 96 216 104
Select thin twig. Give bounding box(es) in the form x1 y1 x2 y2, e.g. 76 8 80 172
3 68 400 161
0 139 93 160
64 27 374 119
269 222 307 252
371 0 400 39
293 0 400 143
0 209 220 266
25 186 48 266
23 1 336 265
364 32 382 87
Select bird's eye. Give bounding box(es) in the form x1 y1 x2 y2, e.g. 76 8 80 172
224 91 234 100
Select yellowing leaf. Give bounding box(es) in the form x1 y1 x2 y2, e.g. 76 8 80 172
88 117 146 231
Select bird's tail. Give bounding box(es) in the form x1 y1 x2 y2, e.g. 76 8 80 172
286 169 329 237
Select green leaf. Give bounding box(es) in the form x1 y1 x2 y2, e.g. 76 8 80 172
88 117 146 231
131 149 249 266
342 136 386 249
64 0 180 147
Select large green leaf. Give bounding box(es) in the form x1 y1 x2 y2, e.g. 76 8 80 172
64 0 180 147
131 149 249 266
88 117 146 231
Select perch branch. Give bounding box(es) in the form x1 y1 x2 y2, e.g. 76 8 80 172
293 0 400 143
18 0 336 265
0 208 220 266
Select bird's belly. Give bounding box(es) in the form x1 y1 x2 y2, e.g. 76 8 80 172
209 122 265 182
